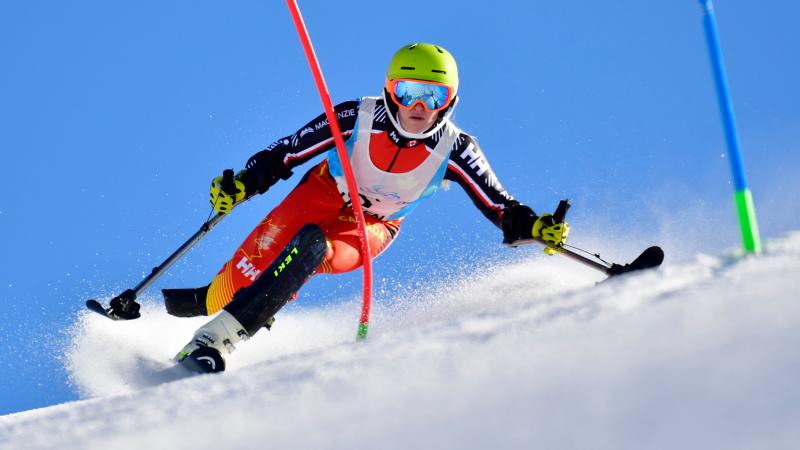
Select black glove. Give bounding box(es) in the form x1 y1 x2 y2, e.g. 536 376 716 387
241 150 294 195
502 203 537 244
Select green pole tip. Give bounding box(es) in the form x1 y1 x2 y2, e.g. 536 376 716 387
734 189 761 254
356 322 369 341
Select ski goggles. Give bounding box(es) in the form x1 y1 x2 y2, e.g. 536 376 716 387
386 78 453 112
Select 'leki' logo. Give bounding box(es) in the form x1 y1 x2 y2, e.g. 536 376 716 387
274 247 300 277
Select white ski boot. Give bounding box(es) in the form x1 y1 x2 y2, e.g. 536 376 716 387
175 310 249 373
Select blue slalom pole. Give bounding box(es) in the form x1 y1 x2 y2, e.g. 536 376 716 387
698 0 761 253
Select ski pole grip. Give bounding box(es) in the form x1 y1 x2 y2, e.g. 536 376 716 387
220 169 238 195
553 199 571 223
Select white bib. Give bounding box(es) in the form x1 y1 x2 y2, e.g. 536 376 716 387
328 97 459 220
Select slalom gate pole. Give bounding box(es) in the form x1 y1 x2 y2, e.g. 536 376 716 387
698 0 761 253
286 0 374 340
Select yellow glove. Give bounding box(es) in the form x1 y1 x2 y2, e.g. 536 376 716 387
532 214 570 255
209 171 246 214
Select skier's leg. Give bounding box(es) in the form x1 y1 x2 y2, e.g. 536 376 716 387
201 209 400 337
163 162 343 317
175 224 327 372
316 213 401 274
204 164 344 314
222 223 328 335
172 161 399 373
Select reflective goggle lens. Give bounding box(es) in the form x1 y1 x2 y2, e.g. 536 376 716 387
391 79 451 112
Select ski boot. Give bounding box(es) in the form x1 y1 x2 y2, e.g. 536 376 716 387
175 310 249 374
163 285 209 317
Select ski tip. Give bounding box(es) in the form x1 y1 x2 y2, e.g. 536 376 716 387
85 299 109 316
606 245 665 277
643 246 665 266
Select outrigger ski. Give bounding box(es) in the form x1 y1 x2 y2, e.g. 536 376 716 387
85 299 139 320
508 238 664 277
85 299 116 318
506 200 664 278
605 245 664 276
85 289 142 320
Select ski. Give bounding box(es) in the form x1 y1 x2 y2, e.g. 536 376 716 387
179 347 226 374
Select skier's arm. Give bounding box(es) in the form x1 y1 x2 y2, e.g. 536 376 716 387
443 135 567 246
444 135 520 228
238 100 360 195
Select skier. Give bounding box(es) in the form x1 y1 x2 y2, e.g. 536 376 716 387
166 43 570 372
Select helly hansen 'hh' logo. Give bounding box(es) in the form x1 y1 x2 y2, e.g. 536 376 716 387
460 143 489 176
236 257 261 281
274 247 300 277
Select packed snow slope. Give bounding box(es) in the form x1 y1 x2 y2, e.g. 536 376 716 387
2 232 800 450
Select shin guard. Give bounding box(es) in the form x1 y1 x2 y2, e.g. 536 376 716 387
225 224 327 336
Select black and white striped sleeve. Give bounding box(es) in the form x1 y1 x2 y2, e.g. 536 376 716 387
240 100 360 193
444 134 518 227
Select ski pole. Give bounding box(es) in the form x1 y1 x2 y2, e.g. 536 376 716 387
86 170 238 320
133 213 226 296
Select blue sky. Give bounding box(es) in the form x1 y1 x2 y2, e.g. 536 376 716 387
1 1 799 415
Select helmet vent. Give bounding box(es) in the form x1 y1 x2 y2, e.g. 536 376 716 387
400 66 415 70
434 46 444 53
431 69 446 74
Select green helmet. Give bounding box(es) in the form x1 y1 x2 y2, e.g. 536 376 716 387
386 43 459 96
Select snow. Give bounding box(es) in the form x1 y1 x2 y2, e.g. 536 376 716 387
2 233 800 450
